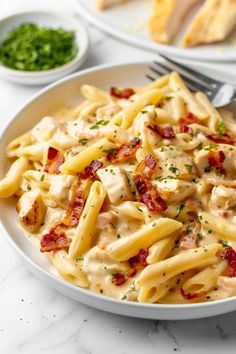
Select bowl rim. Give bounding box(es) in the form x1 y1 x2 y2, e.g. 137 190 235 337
0 10 90 77
1 60 236 316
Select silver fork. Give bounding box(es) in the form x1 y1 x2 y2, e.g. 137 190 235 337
147 54 236 111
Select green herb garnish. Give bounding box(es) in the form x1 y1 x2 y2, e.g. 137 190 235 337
79 138 88 146
184 164 192 173
175 204 185 218
90 120 109 129
217 119 225 139
0 23 78 71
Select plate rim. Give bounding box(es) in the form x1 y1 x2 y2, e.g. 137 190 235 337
73 0 236 62
1 60 236 320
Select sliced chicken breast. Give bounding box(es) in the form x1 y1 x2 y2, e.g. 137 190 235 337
149 0 203 44
182 0 236 47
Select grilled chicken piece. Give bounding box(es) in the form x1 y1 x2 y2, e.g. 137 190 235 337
210 185 236 210
153 179 195 202
154 145 197 180
16 190 46 233
149 0 202 43
96 0 129 10
182 0 236 47
195 144 236 179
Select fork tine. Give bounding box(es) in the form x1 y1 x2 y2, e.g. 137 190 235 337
148 65 198 92
159 54 220 87
152 62 212 93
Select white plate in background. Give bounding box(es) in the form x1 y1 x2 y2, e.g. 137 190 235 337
74 0 236 62
1 61 236 320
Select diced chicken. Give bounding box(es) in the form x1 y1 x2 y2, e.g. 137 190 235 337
210 185 236 210
96 211 118 229
66 119 100 140
96 102 121 120
154 145 197 180
182 0 236 47
97 166 134 204
153 179 195 202
96 0 129 10
49 175 75 204
195 144 236 179
16 190 46 233
180 232 197 249
217 276 236 296
31 117 58 143
149 0 202 44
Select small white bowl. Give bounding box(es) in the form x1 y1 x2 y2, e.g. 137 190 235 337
0 11 90 85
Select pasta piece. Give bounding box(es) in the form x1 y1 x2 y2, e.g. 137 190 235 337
182 261 227 295
6 132 32 158
0 157 29 198
60 138 115 175
137 243 222 288
69 181 106 258
112 89 163 129
114 201 146 221
138 75 169 93
169 93 186 121
49 250 88 287
169 72 208 120
199 211 236 241
107 218 182 261
81 85 111 105
147 232 178 264
138 277 177 303
195 92 222 132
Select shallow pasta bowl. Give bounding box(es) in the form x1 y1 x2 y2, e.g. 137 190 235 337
1 61 236 320
0 11 90 85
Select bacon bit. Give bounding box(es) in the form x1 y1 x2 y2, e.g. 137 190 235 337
214 210 233 218
112 273 127 286
220 247 236 277
207 150 225 174
107 137 141 163
110 87 135 99
145 154 156 170
207 134 236 145
63 180 85 228
180 125 193 134
44 148 64 174
80 160 103 180
129 248 149 268
180 287 206 300
134 175 167 212
40 231 71 252
147 124 175 139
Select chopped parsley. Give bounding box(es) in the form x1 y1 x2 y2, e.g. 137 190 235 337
184 164 192 173
90 119 109 129
169 166 180 176
192 178 199 184
221 240 229 248
217 119 225 139
79 138 88 146
197 232 203 241
175 204 185 218
27 184 31 191
103 148 116 155
121 295 127 300
197 142 203 150
40 174 45 181
204 143 218 151
204 165 211 173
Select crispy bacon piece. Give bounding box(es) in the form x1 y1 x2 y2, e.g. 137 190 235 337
63 180 86 227
44 148 64 174
147 124 175 139
129 249 149 268
179 113 198 134
40 230 71 252
80 160 103 180
220 247 236 277
207 134 236 145
107 137 141 163
145 154 156 170
112 273 127 286
180 232 197 250
135 154 156 180
134 175 168 212
207 150 225 174
180 287 206 300
110 87 135 99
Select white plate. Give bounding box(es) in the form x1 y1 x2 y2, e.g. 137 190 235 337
74 0 236 62
0 11 90 85
1 61 236 320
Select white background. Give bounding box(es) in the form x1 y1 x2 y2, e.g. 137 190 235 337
0 1 236 353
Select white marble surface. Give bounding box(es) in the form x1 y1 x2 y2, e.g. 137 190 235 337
1 1 236 353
